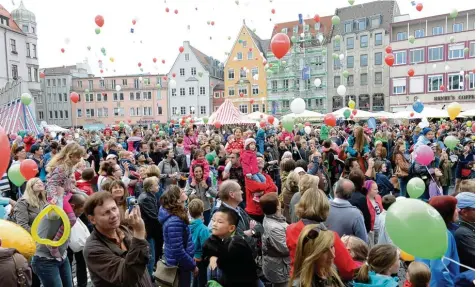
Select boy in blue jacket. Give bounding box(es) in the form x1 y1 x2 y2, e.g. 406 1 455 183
189 198 211 287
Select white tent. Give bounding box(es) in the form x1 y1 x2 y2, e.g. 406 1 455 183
43 124 69 132
246 111 269 121
373 111 398 119
394 107 460 119
284 110 325 120
460 109 476 117
332 108 375 119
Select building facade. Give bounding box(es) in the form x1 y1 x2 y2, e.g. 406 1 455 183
224 23 269 114
389 10 475 111
212 83 225 111
0 2 40 114
167 41 224 121
328 0 400 112
266 16 331 116
71 74 167 128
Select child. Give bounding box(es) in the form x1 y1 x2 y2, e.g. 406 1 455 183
341 235 369 267
353 244 400 287
189 199 211 287
175 137 185 156
377 194 396 245
190 150 210 185
241 138 266 202
76 168 95 196
404 261 431 287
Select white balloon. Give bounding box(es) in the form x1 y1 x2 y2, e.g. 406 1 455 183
314 78 322 87
304 126 312 134
51 131 57 138
253 74 259 80
339 54 345 61
291 98 306 114
317 34 324 42
139 77 143 81
300 33 305 38
459 70 465 76
115 85 121 92
445 65 450 71
74 133 79 139
337 85 346 96
169 79 177 89
64 38 70 45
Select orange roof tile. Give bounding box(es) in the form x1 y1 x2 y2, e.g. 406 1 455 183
0 4 23 33
269 16 333 48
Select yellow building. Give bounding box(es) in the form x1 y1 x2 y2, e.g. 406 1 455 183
224 22 269 114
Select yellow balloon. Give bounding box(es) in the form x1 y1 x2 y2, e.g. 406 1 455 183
31 205 71 247
348 100 356 109
110 57 115 62
447 102 461 120
400 250 415 261
0 219 36 259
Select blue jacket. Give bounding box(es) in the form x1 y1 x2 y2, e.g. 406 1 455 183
158 207 196 271
375 173 394 196
418 229 460 287
352 272 398 287
346 135 370 157
189 218 210 260
455 270 475 287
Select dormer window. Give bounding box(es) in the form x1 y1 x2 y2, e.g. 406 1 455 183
357 19 366 31
22 25 28 33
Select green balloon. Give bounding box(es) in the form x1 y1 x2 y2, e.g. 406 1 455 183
297 123 303 129
205 153 215 165
332 53 339 60
386 199 448 259
203 117 209 124
444 135 459 150
21 93 32 105
332 15 341 26
342 70 349 78
291 36 296 43
407 177 425 198
348 0 355 5
8 164 26 187
95 28 101 35
119 121 125 128
449 9 458 19
282 115 294 132
156 84 161 88
408 35 415 44
334 35 341 42
464 47 469 54
159 131 165 136
343 109 351 119
238 39 242 44
101 47 106 53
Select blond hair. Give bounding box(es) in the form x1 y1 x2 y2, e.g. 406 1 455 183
23 178 46 209
146 165 161 178
143 176 159 193
285 171 300 193
291 224 344 287
46 142 84 173
341 235 369 262
407 261 431 287
355 244 399 283
299 174 320 195
295 188 329 222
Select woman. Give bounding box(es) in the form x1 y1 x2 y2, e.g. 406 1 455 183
12 146 27 164
13 178 47 233
455 140 474 194
290 224 345 287
373 161 394 197
138 176 162 277
392 142 410 197
353 244 400 287
158 148 181 191
286 187 358 282
158 185 197 287
185 164 217 225
365 180 383 246
184 127 198 167
225 128 244 154
30 145 46 181
438 152 453 195
346 126 370 173
282 171 300 223
289 174 320 224
97 161 131 192
348 169 372 233
104 180 129 222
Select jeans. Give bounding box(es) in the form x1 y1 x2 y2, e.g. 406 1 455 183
67 248 87 287
31 256 73 287
252 173 266 183
146 237 156 277
179 268 192 287
398 177 409 198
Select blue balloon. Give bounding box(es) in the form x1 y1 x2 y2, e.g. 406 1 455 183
130 28 134 33
368 117 377 130
413 101 424 113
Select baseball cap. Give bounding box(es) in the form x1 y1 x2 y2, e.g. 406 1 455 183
456 192 475 209
106 154 117 161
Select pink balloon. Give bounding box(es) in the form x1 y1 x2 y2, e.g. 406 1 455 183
414 145 434 166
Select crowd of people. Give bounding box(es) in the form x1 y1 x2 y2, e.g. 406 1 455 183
0 117 474 287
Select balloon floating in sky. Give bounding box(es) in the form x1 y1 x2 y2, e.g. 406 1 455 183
179 46 184 53
166 8 169 12
449 9 458 19
331 15 340 25
130 28 134 33
324 114 337 127
313 14 320 22
39 72 45 79
132 19 136 25
61 48 65 53
408 35 415 44
162 59 166 64
138 62 142 67
416 3 423 12
87 46 91 51
174 9 178 14
385 54 394 66
348 0 355 5
447 102 462 120
95 28 101 34
115 85 122 92
21 93 32 105
385 45 392 54
337 85 346 96
348 99 356 109
413 100 424 113
70 92 79 103
95 15 104 27
408 68 415 77
271 8 275 14
153 58 157 63
270 33 290 59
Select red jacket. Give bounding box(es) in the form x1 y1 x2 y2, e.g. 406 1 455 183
23 136 35 152
225 138 244 154
244 174 277 216
240 149 259 175
279 131 294 142
366 195 383 231
76 181 94 196
285 219 358 281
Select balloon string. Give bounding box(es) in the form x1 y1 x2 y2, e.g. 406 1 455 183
442 256 476 271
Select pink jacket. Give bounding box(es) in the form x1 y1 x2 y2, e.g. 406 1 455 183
184 135 198 155
279 131 294 142
190 159 210 180
240 149 259 175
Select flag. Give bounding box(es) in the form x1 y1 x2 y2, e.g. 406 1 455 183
302 66 311 80
298 14 303 25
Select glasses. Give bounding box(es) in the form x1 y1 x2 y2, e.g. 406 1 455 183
303 225 327 246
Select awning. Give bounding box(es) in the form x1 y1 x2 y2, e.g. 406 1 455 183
84 123 106 131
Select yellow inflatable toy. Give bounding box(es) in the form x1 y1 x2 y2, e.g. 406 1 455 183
400 250 415 262
31 205 71 247
0 219 36 259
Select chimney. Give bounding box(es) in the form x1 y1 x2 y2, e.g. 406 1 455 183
184 40 190 46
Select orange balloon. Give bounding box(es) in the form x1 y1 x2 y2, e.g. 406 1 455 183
20 159 38 180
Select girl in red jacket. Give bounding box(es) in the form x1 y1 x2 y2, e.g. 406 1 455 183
241 138 266 202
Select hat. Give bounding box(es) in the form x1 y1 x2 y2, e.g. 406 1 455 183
294 167 305 174
244 137 256 148
106 154 117 160
456 192 475 209
463 139 474 146
30 144 41 154
422 127 432 136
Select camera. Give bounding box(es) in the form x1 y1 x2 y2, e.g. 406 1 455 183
127 196 138 212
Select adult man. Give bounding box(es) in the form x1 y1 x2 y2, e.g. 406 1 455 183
223 153 245 206
83 192 153 287
454 192 475 272
265 134 280 164
325 179 368 242
67 194 89 287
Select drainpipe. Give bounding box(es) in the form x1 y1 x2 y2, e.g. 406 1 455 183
4 29 10 103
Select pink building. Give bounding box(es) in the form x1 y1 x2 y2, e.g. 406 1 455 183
71 74 167 128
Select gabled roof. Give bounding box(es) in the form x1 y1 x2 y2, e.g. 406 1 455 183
43 65 77 75
0 4 23 34
270 16 333 48
248 26 270 55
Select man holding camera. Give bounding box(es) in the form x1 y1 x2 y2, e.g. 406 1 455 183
83 192 153 287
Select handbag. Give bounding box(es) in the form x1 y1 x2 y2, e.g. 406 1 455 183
69 219 90 253
153 227 188 286
11 252 29 287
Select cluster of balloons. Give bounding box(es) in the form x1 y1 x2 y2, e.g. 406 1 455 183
8 159 38 186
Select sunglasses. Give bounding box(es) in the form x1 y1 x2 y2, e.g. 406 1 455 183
303 225 327 246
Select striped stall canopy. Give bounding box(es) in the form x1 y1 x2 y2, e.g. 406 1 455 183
0 100 40 135
208 100 255 125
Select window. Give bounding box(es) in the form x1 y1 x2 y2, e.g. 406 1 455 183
371 17 380 28
39 111 44 120
62 78 66 86
239 105 248 114
158 106 163 115
239 87 248 96
172 107 178 115
283 79 289 91
189 87 195 96
113 93 118 101
86 109 95 118
396 32 407 41
360 73 368 85
49 111 53 119
144 107 152 116
347 56 354 68
54 111 59 119
143 91 152 100
237 52 243 60
346 37 354 49
180 88 185 96
453 23 463 33
315 22 321 30
394 51 407 65
122 79 127 86
347 75 354 86
228 86 236 97
200 86 206 95
242 41 247 47
282 27 288 33
251 68 258 77
143 78 150 85
357 19 366 31
393 78 406 94
282 100 290 109
180 107 186 115
415 29 425 38
113 108 120 116
271 80 277 92
448 44 464 59
26 43 30 57
22 25 28 33
375 72 382 84
293 25 299 33
185 53 190 61
111 80 116 89
135 92 141 100
344 22 352 33
52 93 57 102
360 35 368 48
247 51 253 60
334 58 341 69
432 26 443 35
214 92 220 98
240 69 246 78
303 24 309 32
470 42 475 57
53 79 56 86
448 74 463 91
360 54 368 67
252 104 259 112
180 68 185 76
10 39 16 53
252 85 259 95
200 106 206 115
86 93 93 102
12 64 18 79
410 76 424 93
469 73 475 89
333 40 340 51
134 78 140 89
375 52 382 65
334 76 341 88
375 33 382 46
428 75 443 92
228 69 235 79
34 68 38 82
87 80 92 90
32 44 36 58
103 93 107 101
98 108 104 117
171 88 177 96
191 67 196 76
428 46 443 61
58 93 62 102
410 49 424 64
28 67 32 81
77 81 82 88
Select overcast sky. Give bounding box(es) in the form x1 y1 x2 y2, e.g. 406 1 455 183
5 0 475 76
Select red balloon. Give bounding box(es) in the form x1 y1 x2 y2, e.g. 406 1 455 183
385 45 392 54
410 112 415 117
385 54 395 66
39 72 45 79
172 73 176 78
132 19 136 25
0 128 10 177
138 62 142 67
61 48 65 53
95 15 104 27
323 114 336 127
174 9 178 14
352 109 357 115
350 115 354 120
313 14 320 22
211 21 215 26
165 7 169 12
163 76 168 81
240 93 244 97
408 68 415 77
100 69 103 73
70 92 79 103
268 116 275 124
416 3 423 11
153 58 157 63
271 8 275 14
162 59 166 64
440 85 445 91
214 122 222 129
260 121 266 128
270 33 290 59
179 46 184 53
20 159 38 180
250 99 254 104
249 48 253 52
